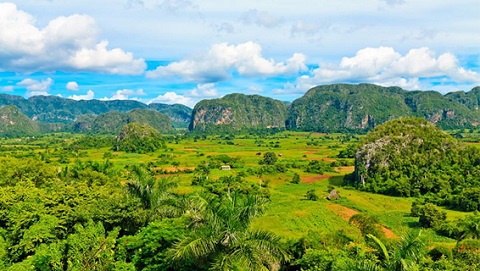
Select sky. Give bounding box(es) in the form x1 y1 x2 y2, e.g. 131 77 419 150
0 0 479 108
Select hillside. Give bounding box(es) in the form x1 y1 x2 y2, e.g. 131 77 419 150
0 105 40 137
189 93 288 132
0 94 191 126
71 108 173 134
350 117 480 211
286 84 479 132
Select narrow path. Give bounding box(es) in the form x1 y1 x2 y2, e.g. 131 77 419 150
326 203 397 239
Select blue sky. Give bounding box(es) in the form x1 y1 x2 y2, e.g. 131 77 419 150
0 0 479 108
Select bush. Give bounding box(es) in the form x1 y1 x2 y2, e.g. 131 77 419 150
291 173 300 184
429 245 453 261
418 203 447 228
305 189 318 201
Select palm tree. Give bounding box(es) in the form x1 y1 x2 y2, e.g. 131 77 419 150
169 191 289 270
126 165 179 220
342 231 427 271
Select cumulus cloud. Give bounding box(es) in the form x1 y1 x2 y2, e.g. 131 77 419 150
1 86 14 92
66 81 79 91
297 46 480 90
17 78 53 97
0 3 146 74
187 83 218 97
147 41 307 82
68 90 95 100
241 9 284 28
149 92 195 107
100 88 146 101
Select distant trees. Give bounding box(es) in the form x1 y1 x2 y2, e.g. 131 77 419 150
261 151 278 165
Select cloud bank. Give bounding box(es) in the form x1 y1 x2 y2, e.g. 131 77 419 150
147 41 307 82
0 2 146 74
297 46 480 90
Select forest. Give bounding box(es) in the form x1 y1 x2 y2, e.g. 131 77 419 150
0 117 479 271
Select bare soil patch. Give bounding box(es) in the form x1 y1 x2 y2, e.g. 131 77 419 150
302 175 332 183
327 204 397 239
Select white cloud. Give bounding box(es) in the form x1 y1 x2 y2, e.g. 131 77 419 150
0 3 146 74
241 9 284 28
246 85 263 93
149 92 195 107
147 41 307 82
68 90 95 100
290 21 328 37
1 86 14 92
70 41 146 74
297 46 480 90
100 88 146 101
17 78 53 97
187 83 218 97
66 81 79 91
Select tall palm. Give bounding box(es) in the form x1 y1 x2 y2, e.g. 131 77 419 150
170 191 289 270
342 231 427 271
126 165 179 220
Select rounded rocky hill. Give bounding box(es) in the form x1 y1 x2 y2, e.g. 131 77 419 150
189 93 288 132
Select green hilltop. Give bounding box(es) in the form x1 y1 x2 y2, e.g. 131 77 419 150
189 93 288 133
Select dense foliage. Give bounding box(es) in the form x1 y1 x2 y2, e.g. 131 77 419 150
350 117 480 211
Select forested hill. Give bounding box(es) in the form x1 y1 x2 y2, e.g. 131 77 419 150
0 94 192 127
287 84 480 132
70 108 173 135
189 93 288 133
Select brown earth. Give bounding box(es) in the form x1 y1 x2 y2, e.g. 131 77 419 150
326 204 396 239
301 175 332 183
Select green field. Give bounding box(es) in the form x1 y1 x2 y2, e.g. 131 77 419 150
1 130 472 246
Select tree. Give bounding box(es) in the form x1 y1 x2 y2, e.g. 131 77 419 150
305 189 318 201
169 191 289 270
262 152 278 165
291 173 300 184
418 203 447 228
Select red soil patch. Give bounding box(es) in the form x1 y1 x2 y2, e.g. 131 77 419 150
156 166 195 172
301 175 332 183
304 151 316 154
327 204 397 239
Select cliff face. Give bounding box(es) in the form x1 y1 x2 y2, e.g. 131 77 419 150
189 94 288 132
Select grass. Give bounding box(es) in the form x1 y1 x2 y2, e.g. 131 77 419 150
0 131 476 246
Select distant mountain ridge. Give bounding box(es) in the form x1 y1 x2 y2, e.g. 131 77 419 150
71 108 173 134
2 84 480 136
0 94 192 127
286 84 480 132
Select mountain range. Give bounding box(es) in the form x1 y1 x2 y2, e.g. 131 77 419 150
1 83 480 137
